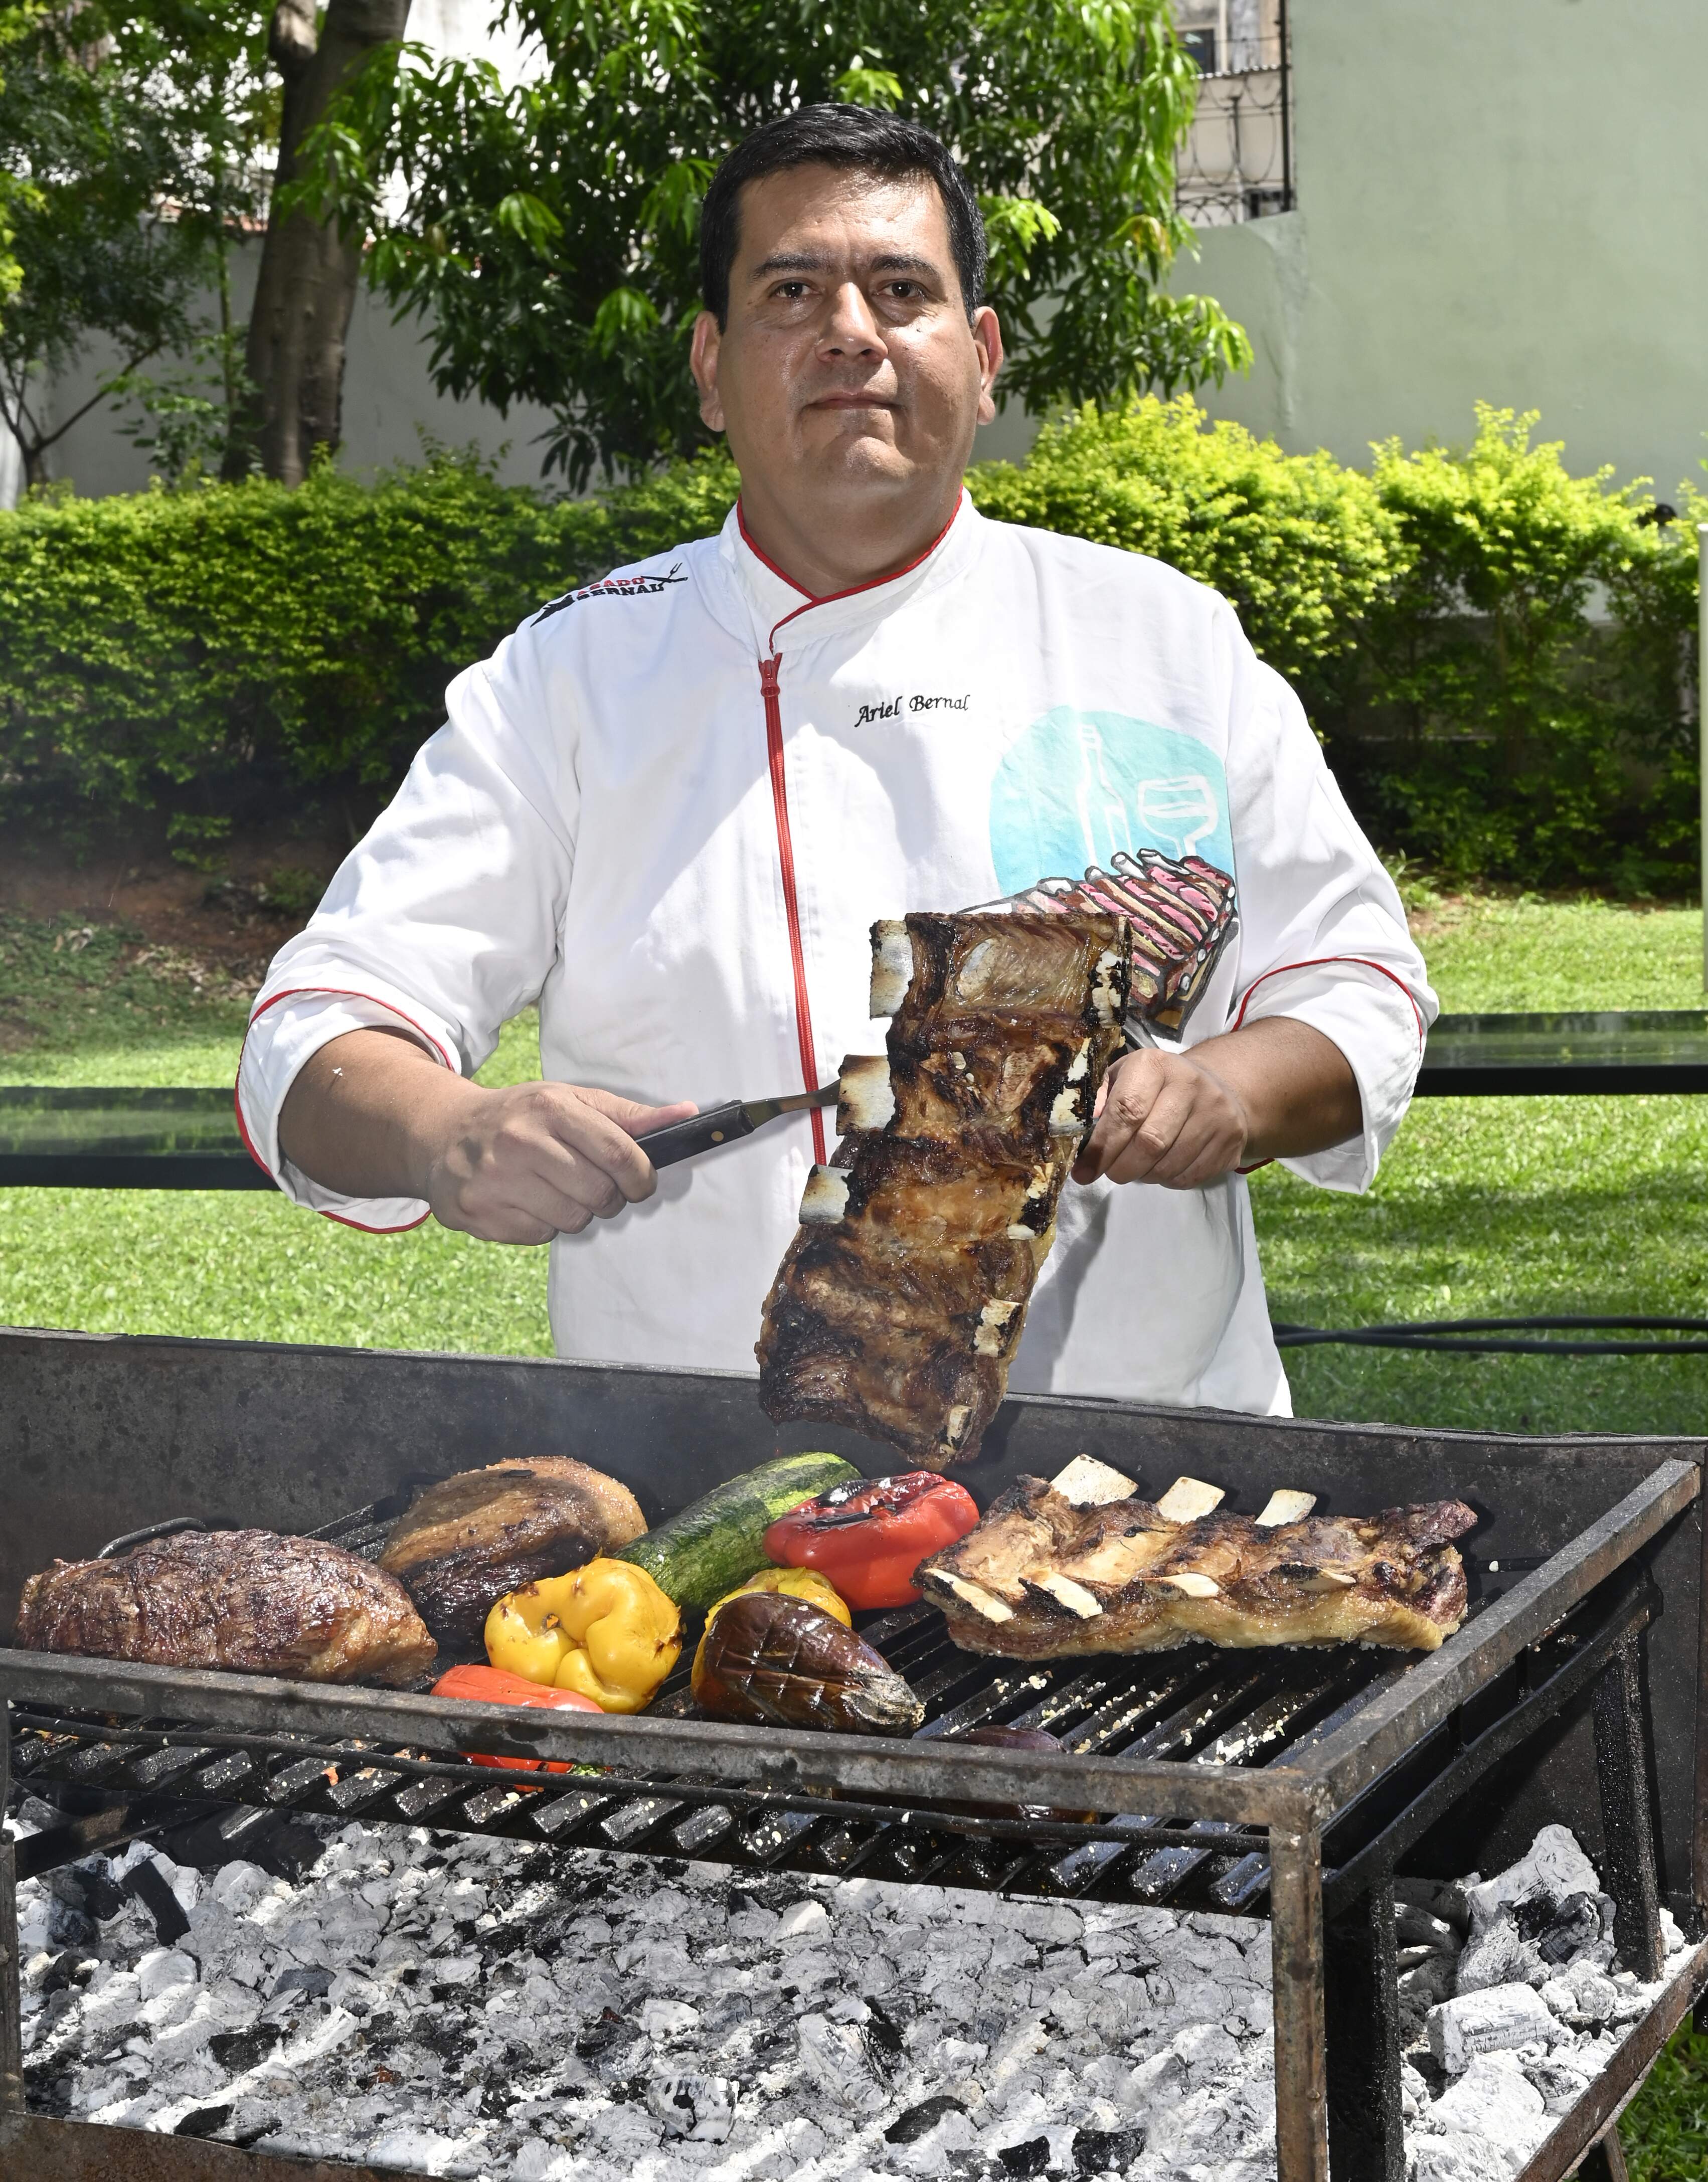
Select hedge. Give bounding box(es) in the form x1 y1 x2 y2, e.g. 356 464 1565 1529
0 402 1698 888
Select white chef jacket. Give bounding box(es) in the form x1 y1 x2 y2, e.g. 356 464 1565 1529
238 494 1435 1416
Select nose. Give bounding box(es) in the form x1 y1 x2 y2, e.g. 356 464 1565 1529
819 280 887 362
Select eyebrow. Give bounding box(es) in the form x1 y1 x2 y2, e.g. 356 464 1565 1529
749 250 943 282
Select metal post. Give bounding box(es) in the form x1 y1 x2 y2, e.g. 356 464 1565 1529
1277 0 1293 210
1593 1642 1664 1982
0 1694 21 2116
1698 524 1708 992
1270 1821 1329 2182
1324 1880 1406 2180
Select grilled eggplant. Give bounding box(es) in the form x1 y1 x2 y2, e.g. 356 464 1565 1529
16 1529 436 1685
920 1473 1476 1657
379 1458 646 1650
691 1592 924 1735
757 912 1132 1465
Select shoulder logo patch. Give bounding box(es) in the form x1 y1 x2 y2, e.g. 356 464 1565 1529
533 563 688 624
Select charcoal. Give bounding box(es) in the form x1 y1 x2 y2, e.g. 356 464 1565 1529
888 2093 970 2143
997 2138 1052 2176
122 1857 190 1943
173 2104 234 2138
1074 2125 1147 2174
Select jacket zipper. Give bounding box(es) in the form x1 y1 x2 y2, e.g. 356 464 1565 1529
760 652 828 1164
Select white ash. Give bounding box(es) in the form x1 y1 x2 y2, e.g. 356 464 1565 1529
1399 1825 1693 2182
11 1803 1692 2182
16 1811 1277 2180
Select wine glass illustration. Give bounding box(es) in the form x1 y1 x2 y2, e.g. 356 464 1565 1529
1133 775 1219 861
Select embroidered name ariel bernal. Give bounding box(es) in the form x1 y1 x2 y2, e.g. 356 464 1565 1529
533 565 688 625
856 693 971 727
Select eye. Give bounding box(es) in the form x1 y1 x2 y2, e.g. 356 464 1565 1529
773 280 811 300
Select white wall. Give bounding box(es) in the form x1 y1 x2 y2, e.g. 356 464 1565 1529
1179 0 1708 499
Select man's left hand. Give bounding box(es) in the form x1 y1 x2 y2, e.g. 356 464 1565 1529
1072 1017 1364 1191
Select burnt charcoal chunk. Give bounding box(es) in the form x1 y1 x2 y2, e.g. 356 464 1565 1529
998 2140 1051 2178
209 2027 280 2072
270 1964 331 2000
1074 2124 1147 2174
885 2094 969 2143
122 1859 190 1943
174 2105 234 2138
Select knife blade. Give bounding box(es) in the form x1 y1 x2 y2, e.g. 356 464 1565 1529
636 1084 839 1169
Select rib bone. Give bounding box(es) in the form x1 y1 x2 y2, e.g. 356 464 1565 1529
1155 1476 1226 1524
1256 1489 1318 1529
1050 1455 1138 1507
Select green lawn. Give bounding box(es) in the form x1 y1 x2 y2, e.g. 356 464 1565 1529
3 892 1706 2165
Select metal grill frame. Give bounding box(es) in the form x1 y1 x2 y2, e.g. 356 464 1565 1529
3 1326 1707 2182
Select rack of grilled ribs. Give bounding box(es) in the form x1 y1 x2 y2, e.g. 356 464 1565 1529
917 1460 1476 1655
16 1528 438 1685
757 912 1132 1467
978 848 1237 1035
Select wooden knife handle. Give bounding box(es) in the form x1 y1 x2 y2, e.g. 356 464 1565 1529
635 1100 756 1169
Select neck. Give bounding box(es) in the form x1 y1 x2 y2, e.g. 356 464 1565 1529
736 479 963 600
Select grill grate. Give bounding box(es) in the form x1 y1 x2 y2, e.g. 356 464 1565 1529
5 1488 1624 1915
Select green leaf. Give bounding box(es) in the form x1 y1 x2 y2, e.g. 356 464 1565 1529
833 63 904 110
590 284 661 356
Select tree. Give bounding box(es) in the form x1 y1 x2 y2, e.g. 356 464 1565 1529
228 0 412 485
303 0 1249 486
0 3 274 488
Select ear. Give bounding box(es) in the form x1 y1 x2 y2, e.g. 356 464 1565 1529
690 311 726 432
972 306 1003 428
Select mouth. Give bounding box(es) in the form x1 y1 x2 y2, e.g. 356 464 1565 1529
809 392 899 413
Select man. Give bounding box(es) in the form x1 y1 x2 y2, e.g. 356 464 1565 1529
239 104 1434 1415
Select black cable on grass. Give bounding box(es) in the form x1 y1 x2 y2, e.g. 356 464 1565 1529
1271 1317 1708 1357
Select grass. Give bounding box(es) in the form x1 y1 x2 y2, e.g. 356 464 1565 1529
1253 892 1708 1438
4 888 1707 2164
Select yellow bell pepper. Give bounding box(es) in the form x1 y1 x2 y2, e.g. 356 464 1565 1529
484 1558 681 1714
691 1566 850 1682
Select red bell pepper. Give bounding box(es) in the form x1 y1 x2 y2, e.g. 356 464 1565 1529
431 1662 602 1775
761 1472 980 1608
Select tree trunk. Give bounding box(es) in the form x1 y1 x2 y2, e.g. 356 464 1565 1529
228 0 411 485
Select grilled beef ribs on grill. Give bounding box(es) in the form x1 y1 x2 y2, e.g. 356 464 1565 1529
378 1458 646 1650
16 1529 437 1684
757 913 1132 1466
919 1473 1476 1655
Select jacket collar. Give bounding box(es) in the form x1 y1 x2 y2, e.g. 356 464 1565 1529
711 488 980 656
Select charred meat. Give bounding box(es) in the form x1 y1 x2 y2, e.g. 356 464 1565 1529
920 1470 1476 1657
378 1458 646 1650
757 913 1132 1465
16 1529 436 1685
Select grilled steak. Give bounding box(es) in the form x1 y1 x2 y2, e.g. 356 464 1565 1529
920 1472 1476 1656
378 1458 646 1649
16 1529 436 1684
757 913 1132 1465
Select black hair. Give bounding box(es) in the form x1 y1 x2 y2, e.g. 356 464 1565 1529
699 104 987 328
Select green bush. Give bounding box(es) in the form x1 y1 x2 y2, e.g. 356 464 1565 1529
1330 405 1701 891
0 406 1698 892
0 446 738 827
968 396 1407 694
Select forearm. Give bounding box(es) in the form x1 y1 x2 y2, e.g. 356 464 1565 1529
277 1027 476 1200
1190 1017 1362 1164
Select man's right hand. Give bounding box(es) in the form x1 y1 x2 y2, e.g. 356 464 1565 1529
276 1027 696 1244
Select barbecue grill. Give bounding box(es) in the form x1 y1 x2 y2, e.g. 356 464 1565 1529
2 1323 1704 2182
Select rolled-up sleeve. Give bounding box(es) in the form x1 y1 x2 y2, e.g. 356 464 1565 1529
236 628 577 1232
1220 623 1437 1193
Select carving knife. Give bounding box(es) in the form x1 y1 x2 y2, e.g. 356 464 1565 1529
636 1084 838 1169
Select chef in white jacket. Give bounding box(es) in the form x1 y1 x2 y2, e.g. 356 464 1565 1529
239 103 1435 1417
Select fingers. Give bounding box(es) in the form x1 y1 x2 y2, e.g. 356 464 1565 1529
426 1082 701 1243
1073 1053 1248 1190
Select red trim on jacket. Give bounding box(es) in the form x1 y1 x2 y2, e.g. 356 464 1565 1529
736 496 963 1169
1232 956 1427 1047
233 985 453 1234
736 496 965 653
